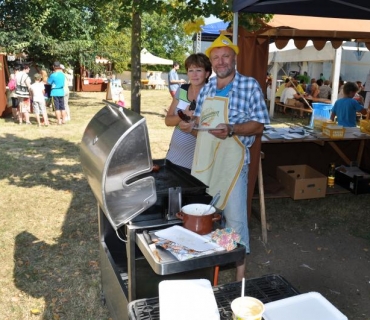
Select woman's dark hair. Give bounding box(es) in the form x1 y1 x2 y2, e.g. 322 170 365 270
184 53 212 82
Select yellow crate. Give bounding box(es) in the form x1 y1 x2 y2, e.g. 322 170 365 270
322 120 336 129
322 125 345 139
313 119 325 129
313 119 335 130
360 119 370 134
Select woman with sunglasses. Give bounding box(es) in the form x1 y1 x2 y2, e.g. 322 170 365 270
165 53 212 172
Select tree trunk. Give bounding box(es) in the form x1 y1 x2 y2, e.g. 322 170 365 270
131 1 141 114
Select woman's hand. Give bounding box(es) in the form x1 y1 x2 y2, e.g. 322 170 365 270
183 104 194 117
179 120 195 133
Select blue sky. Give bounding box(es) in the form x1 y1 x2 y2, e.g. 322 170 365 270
204 16 222 25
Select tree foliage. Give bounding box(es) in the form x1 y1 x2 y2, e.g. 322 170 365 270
0 0 273 72
0 0 103 67
141 12 192 68
116 0 272 31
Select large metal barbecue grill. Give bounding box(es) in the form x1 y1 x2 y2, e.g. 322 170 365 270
80 101 245 320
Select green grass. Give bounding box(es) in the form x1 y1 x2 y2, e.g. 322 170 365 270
0 90 174 319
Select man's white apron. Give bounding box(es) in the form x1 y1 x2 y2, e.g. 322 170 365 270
191 97 245 209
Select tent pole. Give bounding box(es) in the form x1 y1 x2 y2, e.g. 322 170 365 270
233 12 239 48
331 47 342 104
269 62 279 118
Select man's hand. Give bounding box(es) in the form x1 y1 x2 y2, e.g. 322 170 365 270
208 123 229 140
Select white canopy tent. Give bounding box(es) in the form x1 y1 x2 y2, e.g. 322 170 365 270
269 41 336 65
268 40 370 117
140 48 173 65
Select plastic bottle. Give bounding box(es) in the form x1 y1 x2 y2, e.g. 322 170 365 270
327 163 336 188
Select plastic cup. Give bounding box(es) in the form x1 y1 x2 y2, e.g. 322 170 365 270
231 296 265 320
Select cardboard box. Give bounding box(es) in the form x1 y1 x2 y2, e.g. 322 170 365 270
335 166 370 195
276 165 327 200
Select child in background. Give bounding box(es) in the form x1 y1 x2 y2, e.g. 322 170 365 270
30 73 50 127
330 82 368 127
111 80 125 106
41 69 51 108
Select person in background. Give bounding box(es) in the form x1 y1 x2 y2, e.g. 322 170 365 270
330 82 368 127
40 69 52 108
319 73 326 81
148 72 156 89
309 82 320 98
305 78 316 95
299 79 307 93
165 53 212 172
280 80 306 117
275 78 290 98
266 78 272 102
48 61 66 125
60 64 71 121
66 68 74 92
168 62 186 97
356 81 364 92
16 64 32 125
182 34 270 281
30 73 49 127
111 80 124 105
354 81 365 105
337 80 345 99
41 69 48 84
318 79 332 99
8 67 20 121
293 79 305 94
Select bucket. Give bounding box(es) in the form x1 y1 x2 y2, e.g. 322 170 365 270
309 103 332 127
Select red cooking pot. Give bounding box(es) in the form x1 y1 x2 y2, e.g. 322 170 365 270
176 203 222 235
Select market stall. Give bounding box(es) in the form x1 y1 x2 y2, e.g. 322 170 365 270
260 126 370 197
0 54 11 117
78 66 109 92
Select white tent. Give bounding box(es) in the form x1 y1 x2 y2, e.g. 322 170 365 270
140 48 173 65
267 40 370 117
269 41 335 64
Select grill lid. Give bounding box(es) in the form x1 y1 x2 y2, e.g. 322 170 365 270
80 102 157 230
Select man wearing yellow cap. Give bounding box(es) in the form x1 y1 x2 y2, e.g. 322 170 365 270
181 34 270 280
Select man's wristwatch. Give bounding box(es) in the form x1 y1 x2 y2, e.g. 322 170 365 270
227 124 235 137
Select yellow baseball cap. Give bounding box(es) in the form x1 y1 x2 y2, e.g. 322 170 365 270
205 34 239 57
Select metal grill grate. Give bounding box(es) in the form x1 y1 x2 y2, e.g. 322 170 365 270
128 274 300 320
